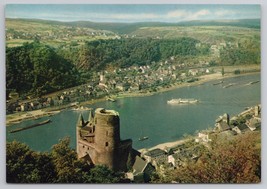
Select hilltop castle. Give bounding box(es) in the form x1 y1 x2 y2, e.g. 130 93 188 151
76 108 133 171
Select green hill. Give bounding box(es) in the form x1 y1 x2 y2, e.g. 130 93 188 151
6 18 260 34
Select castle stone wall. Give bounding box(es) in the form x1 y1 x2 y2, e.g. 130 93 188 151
76 108 133 171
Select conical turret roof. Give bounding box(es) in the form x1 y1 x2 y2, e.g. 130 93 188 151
88 109 94 123
77 113 85 127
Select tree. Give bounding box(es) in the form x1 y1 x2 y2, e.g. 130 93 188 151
88 165 122 183
161 132 261 183
6 137 123 183
50 137 91 183
6 141 55 183
6 42 80 97
221 67 225 76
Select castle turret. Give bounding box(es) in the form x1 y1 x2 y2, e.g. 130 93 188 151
76 108 132 171
93 108 121 169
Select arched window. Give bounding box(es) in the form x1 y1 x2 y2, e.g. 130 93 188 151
105 142 108 147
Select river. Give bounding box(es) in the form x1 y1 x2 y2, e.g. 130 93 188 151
6 73 260 151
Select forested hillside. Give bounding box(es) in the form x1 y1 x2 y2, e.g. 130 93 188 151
6 42 80 96
57 37 205 71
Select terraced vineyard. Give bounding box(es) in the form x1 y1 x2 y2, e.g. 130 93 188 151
130 26 260 44
6 19 117 47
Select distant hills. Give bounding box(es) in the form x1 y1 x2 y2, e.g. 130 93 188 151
6 18 260 34
177 19 260 29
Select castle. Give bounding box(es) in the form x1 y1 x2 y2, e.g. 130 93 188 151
76 108 132 171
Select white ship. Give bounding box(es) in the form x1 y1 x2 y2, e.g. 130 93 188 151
167 98 198 104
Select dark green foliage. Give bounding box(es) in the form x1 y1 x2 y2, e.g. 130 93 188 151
6 137 122 183
6 141 56 183
221 67 225 76
234 69 241 74
220 40 260 65
6 42 80 97
88 165 122 183
58 37 200 71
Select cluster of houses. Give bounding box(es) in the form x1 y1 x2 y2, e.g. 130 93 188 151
214 105 261 134
209 41 239 57
7 56 215 114
126 104 261 183
98 57 213 94
6 25 117 42
127 140 205 183
6 82 104 113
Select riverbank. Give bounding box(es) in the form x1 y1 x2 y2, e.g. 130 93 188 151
6 110 60 126
138 138 192 153
108 71 259 99
138 102 261 153
6 69 260 126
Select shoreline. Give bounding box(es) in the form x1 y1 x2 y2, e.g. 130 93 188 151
6 110 60 126
6 71 260 126
138 138 192 153
138 102 261 153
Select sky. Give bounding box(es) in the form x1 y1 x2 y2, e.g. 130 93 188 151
5 4 261 23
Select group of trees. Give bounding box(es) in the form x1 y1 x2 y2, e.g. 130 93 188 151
220 39 260 65
6 42 80 97
153 132 261 183
58 37 206 71
6 137 123 183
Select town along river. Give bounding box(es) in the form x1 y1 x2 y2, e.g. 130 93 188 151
6 73 260 151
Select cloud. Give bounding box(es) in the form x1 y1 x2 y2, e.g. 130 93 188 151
165 9 211 21
106 13 159 20
214 9 236 17
92 9 212 22
7 7 255 23
166 10 188 18
188 9 211 20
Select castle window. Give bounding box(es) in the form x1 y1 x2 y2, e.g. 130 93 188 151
105 142 108 147
106 131 108 136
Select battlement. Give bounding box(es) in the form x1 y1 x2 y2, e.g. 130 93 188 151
95 108 119 116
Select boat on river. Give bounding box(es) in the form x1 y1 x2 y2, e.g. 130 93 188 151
245 80 260 86
139 136 149 141
213 80 223 85
167 98 198 104
10 119 51 133
107 97 116 102
223 83 235 88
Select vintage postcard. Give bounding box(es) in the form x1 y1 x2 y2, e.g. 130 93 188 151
6 4 261 183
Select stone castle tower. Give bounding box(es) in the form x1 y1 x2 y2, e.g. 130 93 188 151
76 108 132 171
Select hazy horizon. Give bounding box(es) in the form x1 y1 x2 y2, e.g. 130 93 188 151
5 4 260 23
